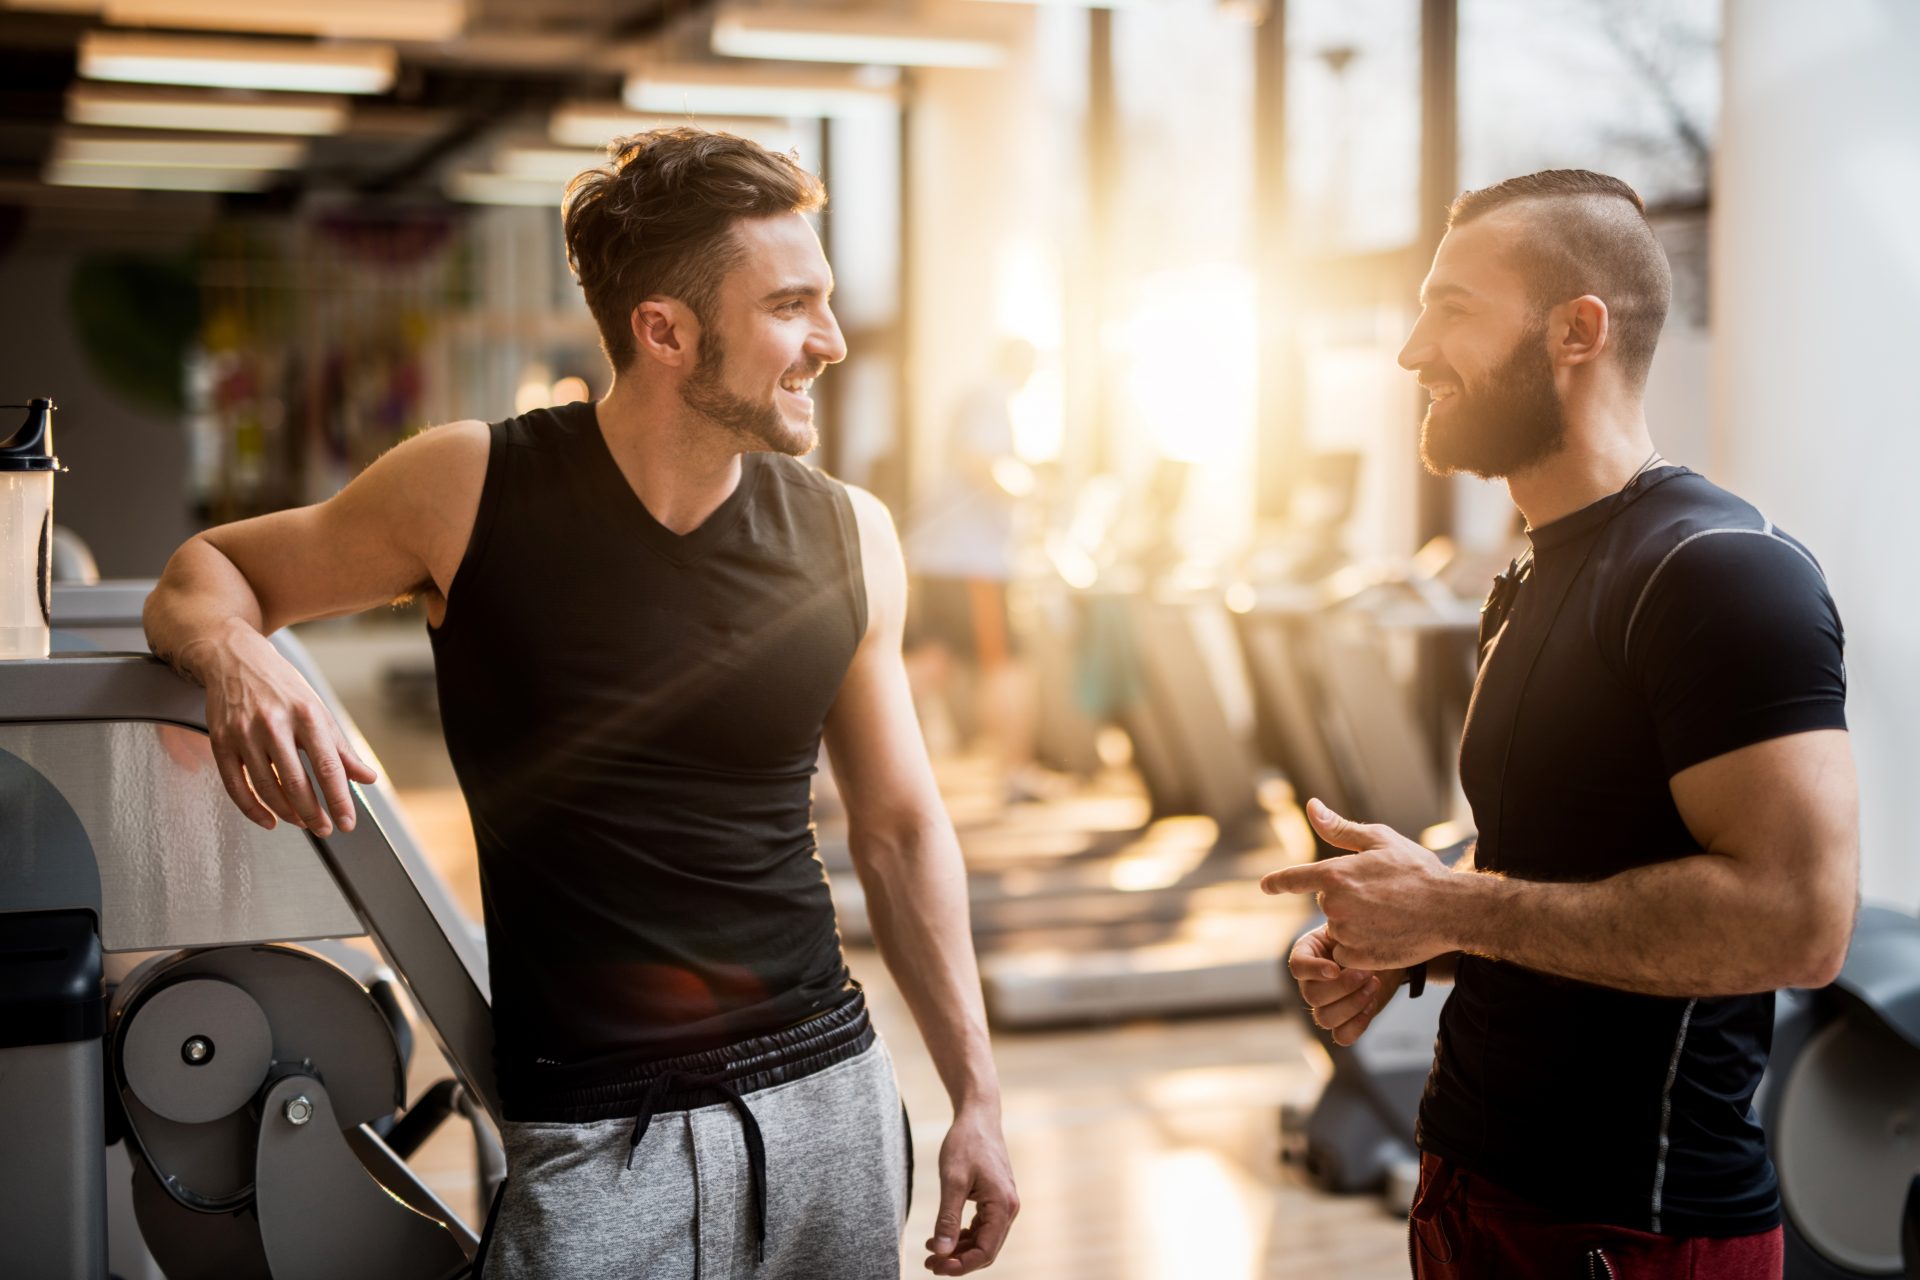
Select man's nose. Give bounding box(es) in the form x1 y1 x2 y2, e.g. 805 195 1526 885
1397 316 1435 372
812 306 848 365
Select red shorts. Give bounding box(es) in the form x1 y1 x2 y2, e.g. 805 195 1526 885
1409 1152 1783 1279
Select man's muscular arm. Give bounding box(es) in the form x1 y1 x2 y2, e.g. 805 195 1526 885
144 421 488 835
1266 729 1859 997
823 485 1016 1277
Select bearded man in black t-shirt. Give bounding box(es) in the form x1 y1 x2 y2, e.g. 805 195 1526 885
1266 169 1857 1280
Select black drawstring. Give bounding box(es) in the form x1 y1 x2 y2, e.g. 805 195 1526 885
626 1069 769 1264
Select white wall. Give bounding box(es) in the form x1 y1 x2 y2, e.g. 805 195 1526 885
1715 0 1920 910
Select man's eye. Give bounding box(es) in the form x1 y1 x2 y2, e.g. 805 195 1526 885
777 300 806 315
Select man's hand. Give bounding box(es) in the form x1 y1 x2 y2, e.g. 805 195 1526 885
1286 925 1401 1046
195 621 377 837
1262 798 1458 971
924 1102 1018 1275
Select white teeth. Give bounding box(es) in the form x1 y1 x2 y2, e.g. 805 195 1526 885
781 378 813 393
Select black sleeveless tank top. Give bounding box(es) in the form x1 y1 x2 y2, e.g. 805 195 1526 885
427 401 865 1112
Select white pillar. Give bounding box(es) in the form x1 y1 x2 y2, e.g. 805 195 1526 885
1715 0 1920 910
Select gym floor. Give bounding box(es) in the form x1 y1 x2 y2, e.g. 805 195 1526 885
306 625 1411 1280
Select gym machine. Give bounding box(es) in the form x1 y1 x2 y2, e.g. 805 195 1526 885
1761 906 1920 1279
3 582 500 1279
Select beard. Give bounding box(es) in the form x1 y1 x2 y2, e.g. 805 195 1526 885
679 331 818 457
1419 324 1567 480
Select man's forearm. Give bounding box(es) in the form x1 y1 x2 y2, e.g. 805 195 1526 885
850 816 1001 1111
144 538 267 685
1438 853 1849 996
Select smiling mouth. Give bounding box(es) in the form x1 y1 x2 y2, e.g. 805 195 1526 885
1422 381 1461 403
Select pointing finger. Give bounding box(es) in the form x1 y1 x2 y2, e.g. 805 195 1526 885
1262 862 1335 896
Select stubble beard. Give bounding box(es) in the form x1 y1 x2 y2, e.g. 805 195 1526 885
1418 323 1567 481
679 332 818 457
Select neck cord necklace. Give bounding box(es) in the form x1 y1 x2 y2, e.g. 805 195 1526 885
1624 447 1663 489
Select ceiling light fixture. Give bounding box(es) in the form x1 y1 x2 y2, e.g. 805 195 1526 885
42 161 277 192
444 172 565 207
78 32 397 95
623 64 898 120
97 0 464 41
66 84 350 135
546 106 806 153
709 7 1004 69
54 131 308 170
961 0 1161 9
494 146 629 182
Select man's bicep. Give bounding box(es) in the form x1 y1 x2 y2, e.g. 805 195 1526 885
824 631 945 829
1669 730 1858 875
825 484 944 827
202 421 486 631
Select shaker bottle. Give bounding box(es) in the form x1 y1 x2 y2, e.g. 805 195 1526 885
0 398 63 660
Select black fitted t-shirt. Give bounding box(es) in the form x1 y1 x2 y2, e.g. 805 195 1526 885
1418 467 1848 1238
426 402 866 1115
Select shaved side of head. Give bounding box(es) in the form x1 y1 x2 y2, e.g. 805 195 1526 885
1449 170 1674 386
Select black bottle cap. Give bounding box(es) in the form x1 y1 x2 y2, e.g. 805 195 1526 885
0 398 62 473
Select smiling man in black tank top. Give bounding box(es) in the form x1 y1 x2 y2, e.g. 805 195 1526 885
145 129 1016 1279
1265 171 1858 1278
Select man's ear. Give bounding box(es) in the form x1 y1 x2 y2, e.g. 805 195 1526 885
1553 294 1611 368
632 299 698 370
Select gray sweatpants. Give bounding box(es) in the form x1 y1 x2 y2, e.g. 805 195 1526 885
485 1038 910 1279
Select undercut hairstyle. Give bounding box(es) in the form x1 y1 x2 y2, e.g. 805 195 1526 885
1448 169 1673 387
562 128 827 371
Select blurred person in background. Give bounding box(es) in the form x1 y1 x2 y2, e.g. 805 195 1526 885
144 128 1016 1280
1269 169 1857 1279
904 337 1052 804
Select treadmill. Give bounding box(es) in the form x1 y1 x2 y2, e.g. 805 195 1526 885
966 586 1318 1028
2 581 500 1279
965 456 1462 1029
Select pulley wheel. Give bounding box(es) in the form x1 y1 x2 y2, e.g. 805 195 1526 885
123 979 272 1125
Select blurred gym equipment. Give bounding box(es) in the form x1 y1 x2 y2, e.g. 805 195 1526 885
1760 906 1920 1279
970 585 1308 1027
959 456 1483 1029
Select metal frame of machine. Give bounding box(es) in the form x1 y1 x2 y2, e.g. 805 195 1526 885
1 584 499 1279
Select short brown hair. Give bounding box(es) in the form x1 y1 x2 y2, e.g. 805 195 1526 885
1448 169 1672 386
562 128 827 371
